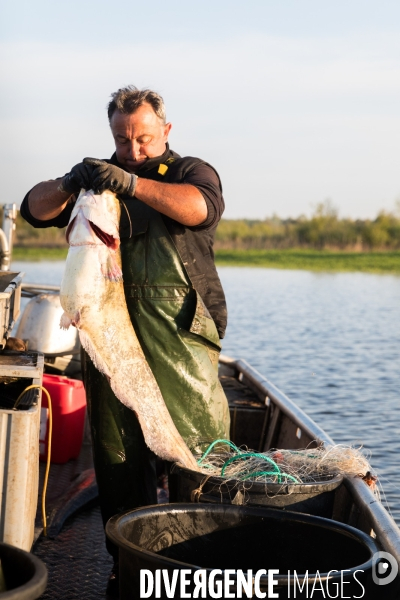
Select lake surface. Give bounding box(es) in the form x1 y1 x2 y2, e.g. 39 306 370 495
11 261 400 524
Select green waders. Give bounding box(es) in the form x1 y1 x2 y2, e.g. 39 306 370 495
83 204 230 558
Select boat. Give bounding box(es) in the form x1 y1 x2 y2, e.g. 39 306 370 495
1 206 400 598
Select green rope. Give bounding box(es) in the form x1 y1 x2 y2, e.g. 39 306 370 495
197 440 303 485
240 471 300 483
220 452 281 477
197 439 241 465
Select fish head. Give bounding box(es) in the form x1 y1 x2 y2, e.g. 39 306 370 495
66 190 121 250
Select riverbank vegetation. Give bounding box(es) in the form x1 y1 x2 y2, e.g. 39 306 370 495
215 249 400 273
12 246 68 260
7 202 400 272
215 202 400 251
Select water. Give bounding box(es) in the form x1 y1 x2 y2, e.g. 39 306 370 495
11 261 400 523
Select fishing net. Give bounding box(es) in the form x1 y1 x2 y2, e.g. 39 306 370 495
194 439 375 485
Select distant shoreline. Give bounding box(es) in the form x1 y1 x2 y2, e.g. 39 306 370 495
215 249 400 273
11 246 400 273
12 247 69 261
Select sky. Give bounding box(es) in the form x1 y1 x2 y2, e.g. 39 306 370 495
2 0 400 220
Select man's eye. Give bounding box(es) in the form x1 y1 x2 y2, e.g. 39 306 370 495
138 137 152 145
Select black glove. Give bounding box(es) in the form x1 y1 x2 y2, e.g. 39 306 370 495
57 161 97 194
83 158 137 196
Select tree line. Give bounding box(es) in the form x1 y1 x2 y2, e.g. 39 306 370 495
215 203 400 251
3 202 400 251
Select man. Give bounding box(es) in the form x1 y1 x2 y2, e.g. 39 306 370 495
21 86 230 595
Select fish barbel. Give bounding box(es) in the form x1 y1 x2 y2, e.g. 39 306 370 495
59 189 199 470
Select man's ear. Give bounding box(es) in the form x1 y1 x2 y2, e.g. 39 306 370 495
164 122 172 140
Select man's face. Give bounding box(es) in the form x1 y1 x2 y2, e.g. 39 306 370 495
110 103 172 172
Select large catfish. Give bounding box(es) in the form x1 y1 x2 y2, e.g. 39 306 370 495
59 189 198 470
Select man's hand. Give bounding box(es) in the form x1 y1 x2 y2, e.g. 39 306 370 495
58 162 97 194
83 158 137 196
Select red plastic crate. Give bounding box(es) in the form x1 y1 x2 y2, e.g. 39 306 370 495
39 373 87 464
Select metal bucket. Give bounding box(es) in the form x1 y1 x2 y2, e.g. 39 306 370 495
169 464 343 517
0 542 47 599
16 293 80 376
106 503 382 600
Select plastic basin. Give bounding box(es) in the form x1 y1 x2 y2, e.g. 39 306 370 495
106 503 386 599
169 463 343 518
0 542 47 599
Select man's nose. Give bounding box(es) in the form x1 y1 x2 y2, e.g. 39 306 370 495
128 140 141 160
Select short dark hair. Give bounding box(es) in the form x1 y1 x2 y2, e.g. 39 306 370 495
107 86 166 123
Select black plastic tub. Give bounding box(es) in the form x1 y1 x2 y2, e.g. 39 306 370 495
0 542 47 599
106 503 388 600
169 464 343 518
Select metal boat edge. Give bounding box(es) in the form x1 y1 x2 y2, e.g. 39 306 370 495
218 353 400 568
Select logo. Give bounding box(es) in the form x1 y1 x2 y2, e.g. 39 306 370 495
372 551 398 586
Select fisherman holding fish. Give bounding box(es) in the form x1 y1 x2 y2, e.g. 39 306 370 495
21 87 230 596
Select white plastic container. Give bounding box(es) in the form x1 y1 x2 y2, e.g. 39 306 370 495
0 352 43 551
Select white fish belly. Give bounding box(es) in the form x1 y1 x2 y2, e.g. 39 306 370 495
60 239 198 470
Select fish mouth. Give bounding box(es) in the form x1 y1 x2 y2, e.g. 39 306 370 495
66 217 120 250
